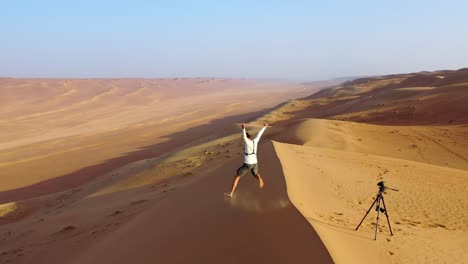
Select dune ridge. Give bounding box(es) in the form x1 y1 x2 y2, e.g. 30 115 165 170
261 68 468 263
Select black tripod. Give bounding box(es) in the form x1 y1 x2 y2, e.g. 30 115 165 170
355 181 398 240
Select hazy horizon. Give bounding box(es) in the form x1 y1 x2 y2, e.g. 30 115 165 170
2 1 468 81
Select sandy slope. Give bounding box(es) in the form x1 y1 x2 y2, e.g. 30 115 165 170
68 142 332 264
0 78 333 201
275 119 468 171
276 69 468 126
273 120 468 263
264 69 468 263
0 137 333 264
0 78 335 263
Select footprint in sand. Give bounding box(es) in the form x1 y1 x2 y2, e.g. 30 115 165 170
34 218 45 223
129 200 148 206
59 225 76 232
51 225 78 238
1 248 24 260
147 185 159 190
425 223 448 229
110 210 123 216
163 187 176 193
90 229 105 235
401 218 421 227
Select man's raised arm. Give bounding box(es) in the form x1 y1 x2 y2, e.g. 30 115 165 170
241 123 248 142
254 123 268 141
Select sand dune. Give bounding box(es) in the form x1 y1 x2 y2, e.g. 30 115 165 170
288 69 468 125
0 78 332 200
0 78 320 149
274 119 468 170
261 69 468 263
0 68 466 264
274 140 467 263
0 77 337 263
0 133 333 264
273 118 468 263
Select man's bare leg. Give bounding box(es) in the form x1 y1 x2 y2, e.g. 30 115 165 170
224 175 241 198
254 174 265 189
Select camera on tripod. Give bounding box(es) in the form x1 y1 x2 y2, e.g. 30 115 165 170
377 181 399 193
355 181 399 240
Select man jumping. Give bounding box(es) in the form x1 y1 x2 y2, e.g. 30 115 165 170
225 123 268 198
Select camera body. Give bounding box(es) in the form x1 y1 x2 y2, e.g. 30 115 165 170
377 181 386 193
377 181 399 193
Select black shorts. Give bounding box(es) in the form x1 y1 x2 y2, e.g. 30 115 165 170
236 163 259 177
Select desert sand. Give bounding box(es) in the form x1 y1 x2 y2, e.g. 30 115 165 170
273 125 467 263
0 78 334 263
0 78 332 202
1 69 467 263
263 69 468 263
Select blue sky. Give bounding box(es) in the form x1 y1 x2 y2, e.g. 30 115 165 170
2 0 468 80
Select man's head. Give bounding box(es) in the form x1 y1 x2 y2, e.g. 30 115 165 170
246 132 252 140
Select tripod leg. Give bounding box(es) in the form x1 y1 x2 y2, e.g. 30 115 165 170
374 196 382 240
355 196 378 231
381 196 394 236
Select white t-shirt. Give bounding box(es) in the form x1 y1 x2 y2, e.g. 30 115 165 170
242 126 266 164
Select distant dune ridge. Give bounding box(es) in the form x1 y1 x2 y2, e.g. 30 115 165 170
289 68 468 126
0 69 467 263
254 68 467 263
0 78 322 150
